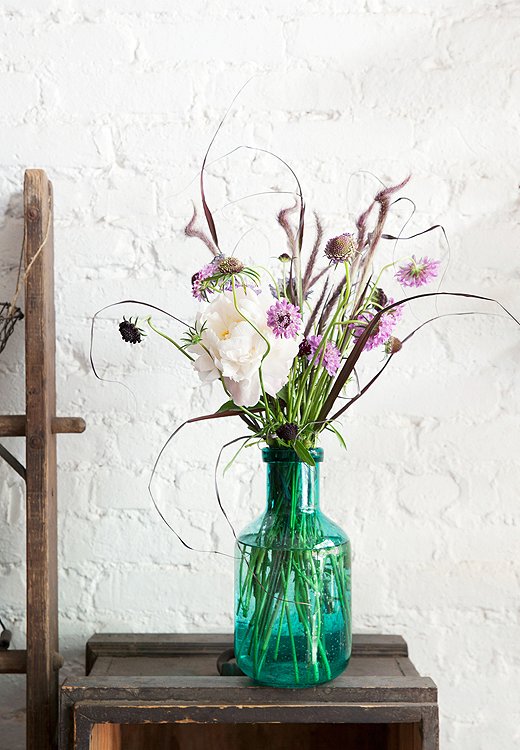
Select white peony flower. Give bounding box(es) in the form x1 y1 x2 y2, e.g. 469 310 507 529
190 288 299 407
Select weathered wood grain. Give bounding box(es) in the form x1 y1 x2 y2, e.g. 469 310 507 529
62 675 438 706
85 633 408 675
89 724 121 750
60 633 439 750
0 414 86 436
74 715 413 750
24 168 59 750
0 649 27 674
117 722 397 750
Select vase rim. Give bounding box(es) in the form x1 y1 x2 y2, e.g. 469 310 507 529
261 446 324 463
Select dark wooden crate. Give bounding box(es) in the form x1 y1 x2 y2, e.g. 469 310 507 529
60 633 439 750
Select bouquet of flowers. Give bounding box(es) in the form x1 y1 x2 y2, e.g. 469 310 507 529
117 177 445 455
93 132 518 687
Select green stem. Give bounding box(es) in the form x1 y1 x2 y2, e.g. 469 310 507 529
146 318 195 361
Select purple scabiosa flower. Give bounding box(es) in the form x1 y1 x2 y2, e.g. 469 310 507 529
396 255 440 287
324 233 357 264
217 256 244 274
307 334 341 376
191 260 218 301
266 298 302 339
350 298 403 351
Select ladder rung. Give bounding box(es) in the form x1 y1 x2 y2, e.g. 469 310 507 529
0 649 27 674
0 415 86 437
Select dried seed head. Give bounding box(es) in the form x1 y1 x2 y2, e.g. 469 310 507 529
218 256 244 275
119 318 143 344
276 422 299 442
385 336 402 355
374 287 388 308
298 338 312 357
324 233 357 264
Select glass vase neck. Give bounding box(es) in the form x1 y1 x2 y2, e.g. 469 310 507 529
262 447 323 513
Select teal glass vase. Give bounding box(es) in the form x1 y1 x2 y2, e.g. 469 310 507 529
234 447 352 687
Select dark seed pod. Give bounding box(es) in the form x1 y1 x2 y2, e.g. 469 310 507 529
119 318 144 344
276 422 299 442
298 338 312 357
374 287 388 308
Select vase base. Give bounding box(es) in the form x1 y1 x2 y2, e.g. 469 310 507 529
236 653 350 689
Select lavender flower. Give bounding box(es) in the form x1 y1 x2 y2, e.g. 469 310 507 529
267 299 302 339
306 335 341 376
396 255 440 287
191 260 218 301
324 233 357 264
350 298 402 351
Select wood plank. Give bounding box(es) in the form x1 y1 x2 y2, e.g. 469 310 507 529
85 633 407 675
90 654 408 679
24 168 58 750
0 649 27 674
421 704 440 750
90 724 121 750
61 632 438 750
62 675 438 706
396 656 420 677
73 699 425 725
388 722 423 750
0 414 86 437
119 722 398 750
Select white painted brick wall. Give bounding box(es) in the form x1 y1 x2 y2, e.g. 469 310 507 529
0 1 519 748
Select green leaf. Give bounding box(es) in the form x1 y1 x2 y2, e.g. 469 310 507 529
294 440 315 466
217 400 235 412
326 424 347 451
276 384 289 403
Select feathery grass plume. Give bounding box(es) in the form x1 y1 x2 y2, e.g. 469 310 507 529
303 278 329 338
351 176 410 313
185 202 219 256
276 200 299 256
302 212 323 296
308 264 331 289
318 277 346 333
277 199 304 307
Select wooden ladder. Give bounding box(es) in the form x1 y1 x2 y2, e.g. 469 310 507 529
0 169 85 750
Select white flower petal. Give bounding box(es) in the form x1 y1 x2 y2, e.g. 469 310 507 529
191 288 297 407
225 376 261 407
